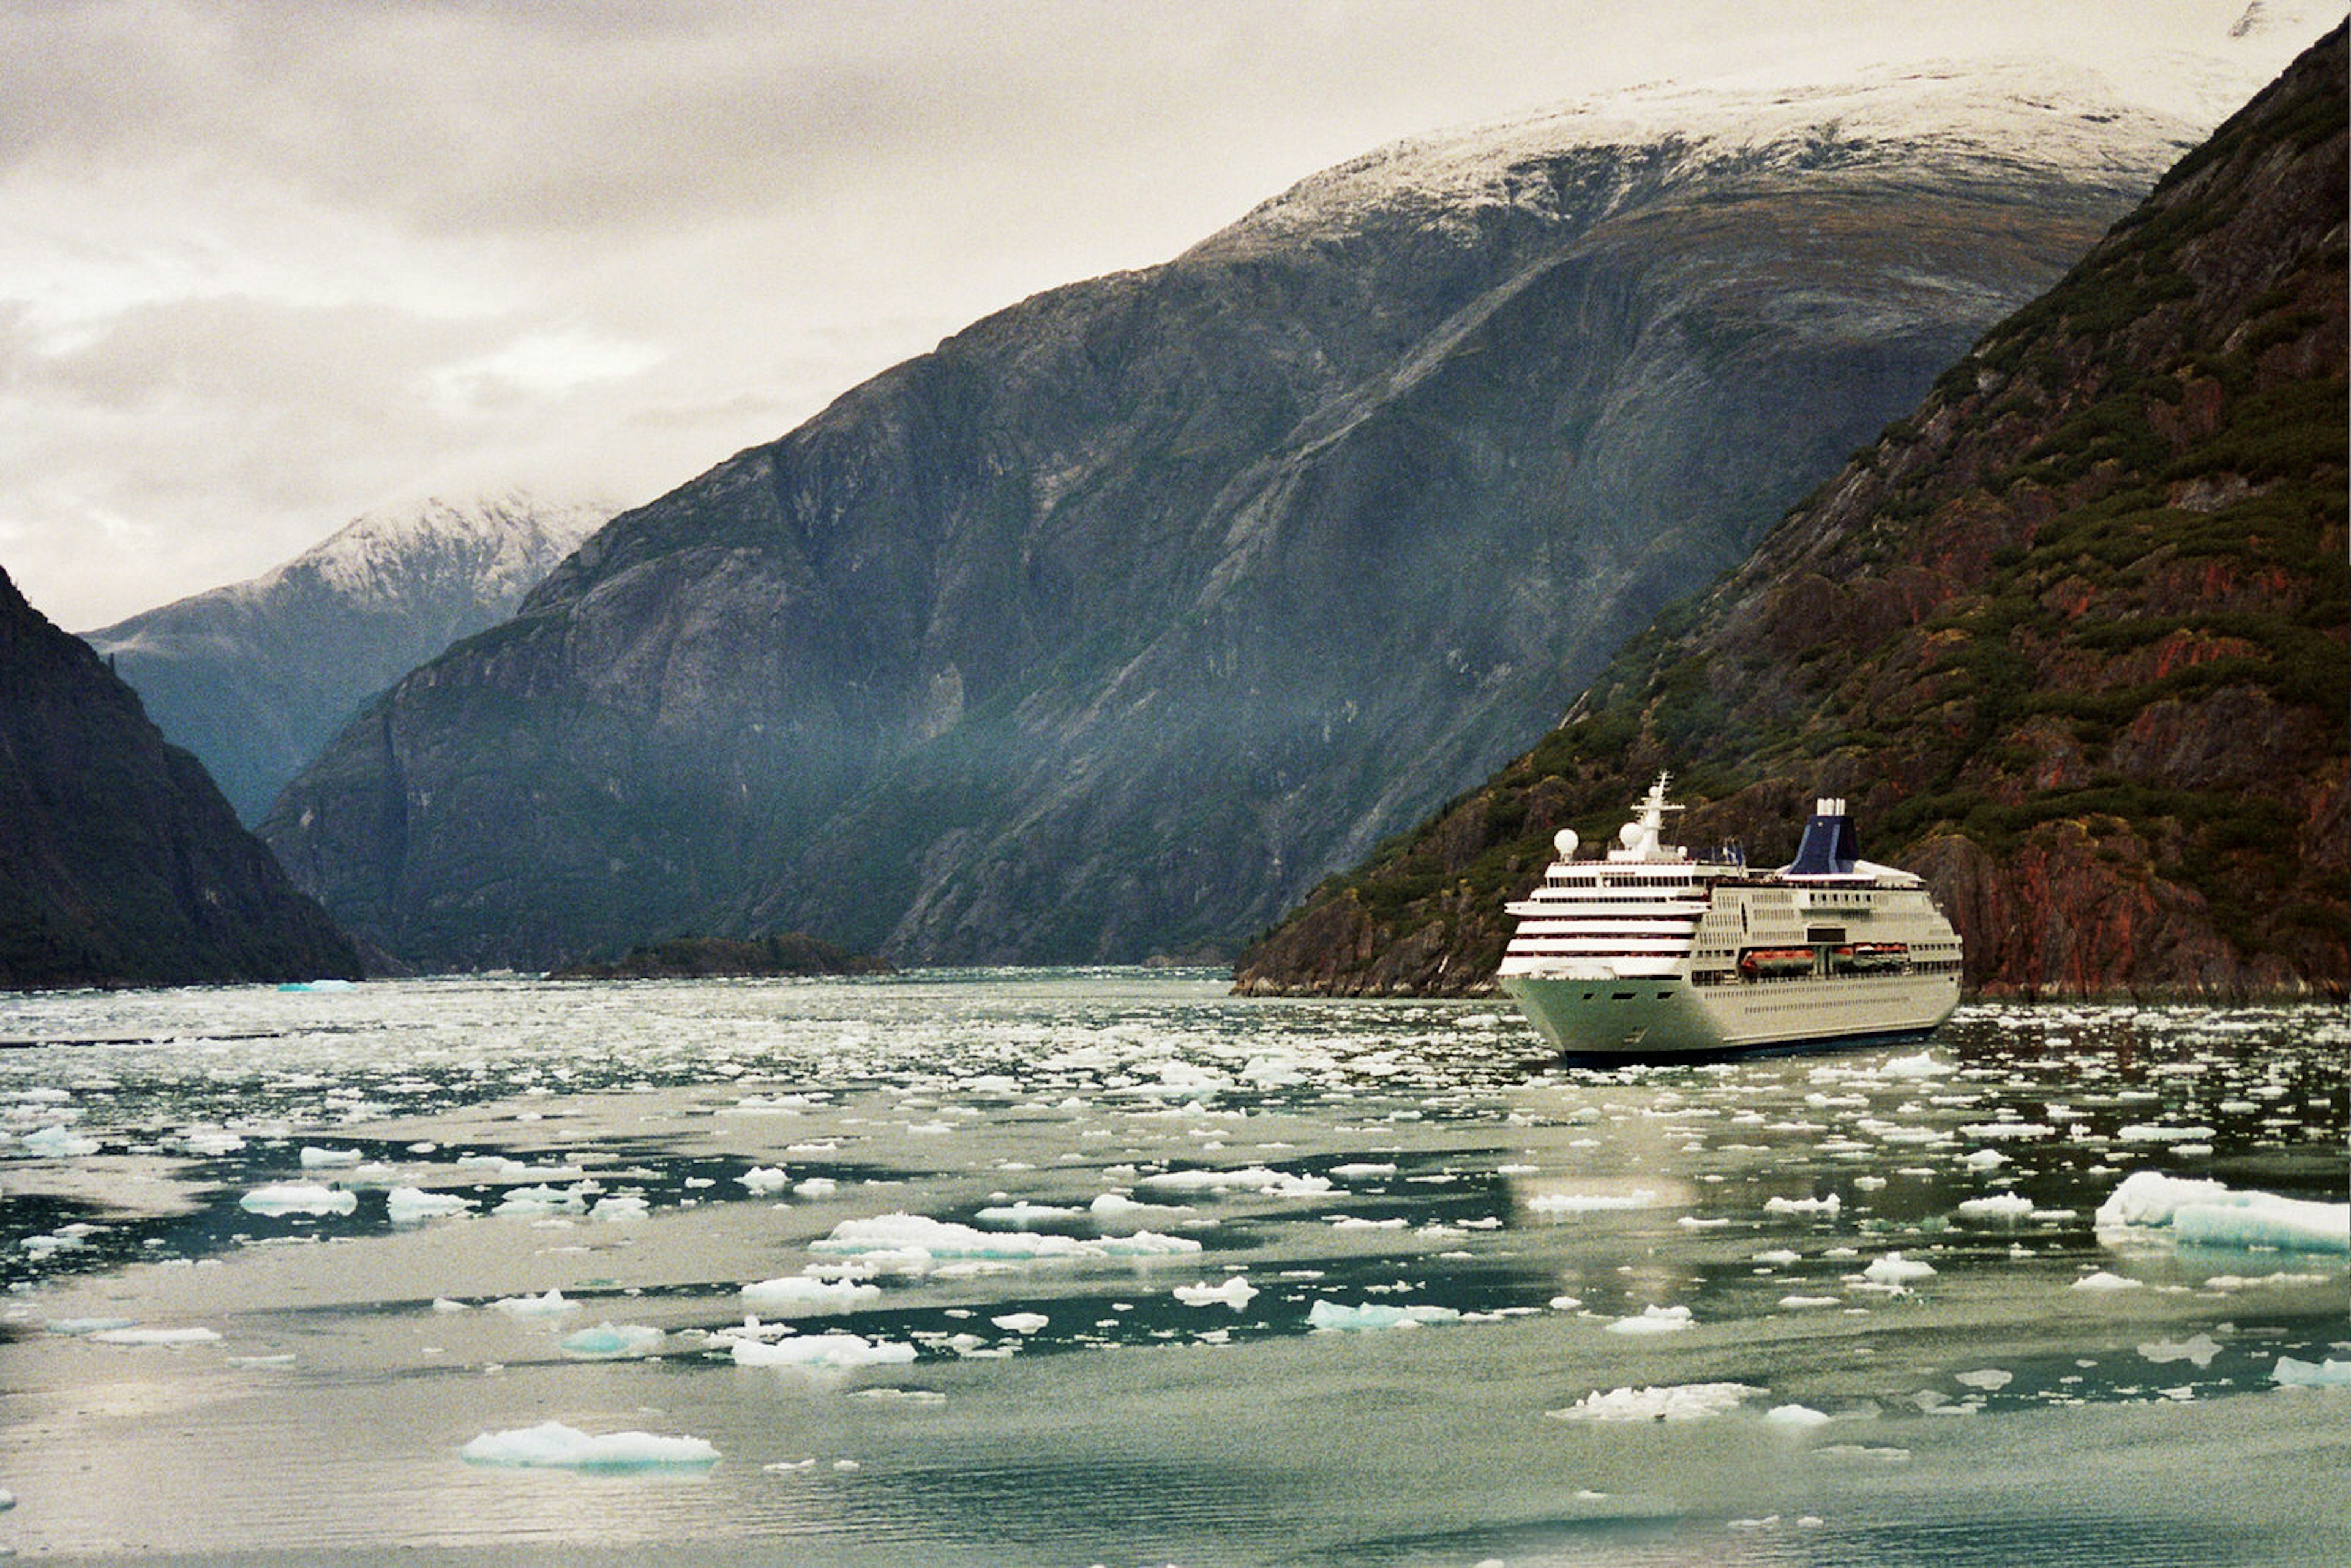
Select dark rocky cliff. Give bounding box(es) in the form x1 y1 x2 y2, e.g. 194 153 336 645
0 565 361 989
85 495 605 825
1235 25 2349 1002
266 70 2211 972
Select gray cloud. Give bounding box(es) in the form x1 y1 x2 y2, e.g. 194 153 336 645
0 0 2334 627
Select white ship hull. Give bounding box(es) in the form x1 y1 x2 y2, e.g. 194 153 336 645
1502 969 1960 1059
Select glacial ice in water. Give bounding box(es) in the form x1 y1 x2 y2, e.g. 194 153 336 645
0 975 2343 1562
460 1422 717 1468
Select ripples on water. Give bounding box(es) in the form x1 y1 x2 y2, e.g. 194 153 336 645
1 972 2345 1565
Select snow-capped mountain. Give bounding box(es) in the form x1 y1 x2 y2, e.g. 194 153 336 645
86 493 610 823
264 10 2342 972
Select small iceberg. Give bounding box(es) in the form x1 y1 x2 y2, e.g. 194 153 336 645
460 1421 716 1469
2095 1172 2349 1254
558 1322 665 1359
2271 1356 2351 1388
1605 1304 1694 1335
728 1332 915 1368
240 1183 358 1217
386 1188 472 1224
1548 1382 1760 1422
1305 1300 1459 1331
740 1275 882 1313
811 1212 1200 1268
1174 1277 1259 1311
1862 1252 1937 1285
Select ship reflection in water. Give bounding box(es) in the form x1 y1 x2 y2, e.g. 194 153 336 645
0 973 2343 1565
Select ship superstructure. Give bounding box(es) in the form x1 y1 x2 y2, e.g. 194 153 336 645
1498 775 1962 1058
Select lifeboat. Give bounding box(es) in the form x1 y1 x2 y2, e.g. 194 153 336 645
1834 943 1909 973
1738 948 1815 979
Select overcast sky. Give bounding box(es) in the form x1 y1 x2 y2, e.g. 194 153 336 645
1 0 2336 629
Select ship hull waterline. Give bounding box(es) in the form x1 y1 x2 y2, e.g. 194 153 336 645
1501 971 1962 1063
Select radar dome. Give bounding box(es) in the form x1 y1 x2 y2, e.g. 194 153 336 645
1553 828 1578 858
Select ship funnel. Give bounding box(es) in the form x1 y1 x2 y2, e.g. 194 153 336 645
1785 797 1860 875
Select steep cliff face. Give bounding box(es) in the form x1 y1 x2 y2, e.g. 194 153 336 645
269 64 2233 972
1236 25 2348 1002
0 565 360 989
84 495 607 824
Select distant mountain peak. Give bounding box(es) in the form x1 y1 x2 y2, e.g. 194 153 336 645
255 491 613 611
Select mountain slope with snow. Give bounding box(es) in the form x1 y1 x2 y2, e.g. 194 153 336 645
86 495 609 823
264 12 2338 972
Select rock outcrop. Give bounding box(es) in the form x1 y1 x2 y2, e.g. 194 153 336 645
1236 24 2349 1002
84 494 607 825
268 60 2252 972
1 565 361 989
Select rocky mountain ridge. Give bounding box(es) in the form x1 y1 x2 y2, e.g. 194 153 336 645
1235 23 2348 1002
1 564 360 989
85 493 608 824
265 42 2295 972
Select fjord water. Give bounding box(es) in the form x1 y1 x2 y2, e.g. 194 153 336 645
1 973 2344 1566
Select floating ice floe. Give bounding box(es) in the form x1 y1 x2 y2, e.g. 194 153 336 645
299 1146 362 1168
460 1421 717 1469
1861 1253 1936 1285
795 1177 839 1198
89 1326 221 1346
2094 1171 2349 1253
811 1212 1200 1269
741 1275 881 1313
1174 1277 1258 1310
1305 1300 1459 1331
1955 1368 2012 1391
2116 1124 2217 1144
386 1187 472 1224
727 1331 915 1368
738 1166 790 1195
1526 1190 1657 1214
1139 1166 1331 1198
560 1322 664 1358
1606 1304 1694 1335
2071 1270 2143 1291
991 1312 1048 1334
1877 1051 1946 1079
1778 1294 1842 1309
974 1200 1082 1226
1548 1382 1759 1422
1764 1402 1833 1427
1330 1162 1398 1179
240 1182 358 1217
2138 1334 2222 1368
591 1195 650 1222
1955 1193 2036 1221
22 1124 100 1158
179 1128 247 1157
2271 1356 2351 1387
1764 1193 1841 1217
489 1289 576 1319
494 1182 598 1217
2201 1270 2333 1292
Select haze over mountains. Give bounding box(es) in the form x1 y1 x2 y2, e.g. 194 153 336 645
1239 22 2347 1000
259 42 2309 974
84 495 608 825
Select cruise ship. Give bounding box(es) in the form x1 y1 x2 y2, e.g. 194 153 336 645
1498 775 1963 1059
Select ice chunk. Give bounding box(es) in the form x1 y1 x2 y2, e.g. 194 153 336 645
1765 1403 1832 1427
1527 1190 1657 1213
1764 1193 1841 1216
1174 1277 1259 1310
591 1195 650 1222
299 1146 361 1168
1330 1162 1398 1179
1862 1253 1936 1285
386 1187 471 1224
1548 1382 1759 1421
795 1177 839 1198
1605 1304 1694 1335
240 1182 358 1217
2095 1172 2349 1253
493 1182 596 1217
1960 1149 2008 1171
23 1124 100 1157
738 1166 790 1195
740 1276 882 1313
489 1289 576 1319
2138 1334 2222 1368
2117 1124 2216 1143
180 1129 247 1157
811 1212 1200 1267
560 1322 664 1357
1139 1166 1332 1198
975 1200 1083 1226
90 1326 221 1346
1955 1368 2012 1390
460 1421 716 1468
1778 1295 1842 1309
729 1332 915 1368
2271 1356 2351 1387
1878 1051 1946 1079
1305 1300 1460 1331
1955 1193 2035 1220
991 1313 1048 1334
2072 1270 2143 1291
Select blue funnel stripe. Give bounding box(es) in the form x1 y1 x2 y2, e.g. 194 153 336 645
1787 811 1859 875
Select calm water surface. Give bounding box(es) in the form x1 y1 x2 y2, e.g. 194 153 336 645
0 972 2344 1566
